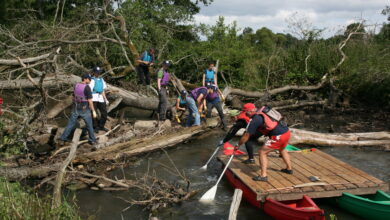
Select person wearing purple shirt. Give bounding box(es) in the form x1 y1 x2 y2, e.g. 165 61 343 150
205 85 226 129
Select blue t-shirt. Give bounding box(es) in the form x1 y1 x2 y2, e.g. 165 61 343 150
246 115 288 136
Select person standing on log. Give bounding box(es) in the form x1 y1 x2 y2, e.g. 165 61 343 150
186 86 214 127
59 74 97 146
219 103 254 162
136 48 155 92
235 104 292 181
157 60 171 121
202 62 217 87
205 84 227 129
89 66 109 132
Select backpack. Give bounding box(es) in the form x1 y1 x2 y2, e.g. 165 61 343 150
261 105 283 122
92 77 104 93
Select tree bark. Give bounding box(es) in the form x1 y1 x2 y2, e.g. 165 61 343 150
47 96 73 119
0 74 159 111
0 53 51 65
75 117 219 164
52 128 81 208
289 128 390 147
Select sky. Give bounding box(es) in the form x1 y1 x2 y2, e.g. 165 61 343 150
194 0 389 38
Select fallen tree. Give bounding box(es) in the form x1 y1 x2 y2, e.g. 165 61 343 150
0 74 159 112
289 128 390 149
234 128 390 150
0 117 219 181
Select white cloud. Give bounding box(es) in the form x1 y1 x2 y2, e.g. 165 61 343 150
195 0 388 38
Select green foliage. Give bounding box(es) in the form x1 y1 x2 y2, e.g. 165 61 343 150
0 177 80 220
0 120 26 157
0 2 389 108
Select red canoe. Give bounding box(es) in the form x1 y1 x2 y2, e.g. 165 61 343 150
224 168 325 220
264 195 325 220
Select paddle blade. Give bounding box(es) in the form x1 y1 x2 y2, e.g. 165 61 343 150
199 185 217 202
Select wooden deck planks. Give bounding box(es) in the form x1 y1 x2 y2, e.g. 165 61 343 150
217 149 389 201
293 152 351 190
268 154 316 193
315 150 385 186
304 150 370 188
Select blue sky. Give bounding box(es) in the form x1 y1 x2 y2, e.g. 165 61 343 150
194 0 389 38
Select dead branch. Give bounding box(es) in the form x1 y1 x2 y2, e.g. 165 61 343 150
0 53 51 65
224 74 328 98
52 128 81 208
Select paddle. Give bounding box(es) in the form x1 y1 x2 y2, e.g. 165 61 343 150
200 145 221 170
199 153 235 202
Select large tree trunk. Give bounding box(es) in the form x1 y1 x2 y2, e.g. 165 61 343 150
233 128 390 149
0 74 79 89
289 128 390 148
0 74 159 111
75 117 219 164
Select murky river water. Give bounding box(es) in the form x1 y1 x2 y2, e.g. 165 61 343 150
73 129 389 220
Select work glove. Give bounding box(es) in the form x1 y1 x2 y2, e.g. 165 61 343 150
92 110 97 118
221 94 225 102
218 140 224 146
105 100 109 105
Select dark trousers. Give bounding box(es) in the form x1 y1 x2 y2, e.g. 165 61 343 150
158 87 168 120
206 101 227 128
93 101 107 129
137 65 151 85
245 133 261 159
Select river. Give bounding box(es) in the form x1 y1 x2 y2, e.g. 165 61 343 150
73 129 390 220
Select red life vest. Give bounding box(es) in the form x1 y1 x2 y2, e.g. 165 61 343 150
256 106 279 135
236 111 251 123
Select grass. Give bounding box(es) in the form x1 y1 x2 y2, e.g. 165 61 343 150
0 177 81 220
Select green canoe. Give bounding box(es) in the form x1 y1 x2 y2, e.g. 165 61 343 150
337 190 390 220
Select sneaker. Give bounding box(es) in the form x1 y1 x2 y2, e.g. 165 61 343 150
281 169 293 174
57 139 70 146
252 176 268 181
89 142 98 149
99 127 109 132
242 159 255 164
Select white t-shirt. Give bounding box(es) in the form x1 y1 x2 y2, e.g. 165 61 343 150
89 77 107 103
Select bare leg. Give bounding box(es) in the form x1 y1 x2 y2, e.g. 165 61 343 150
258 146 274 177
280 148 292 170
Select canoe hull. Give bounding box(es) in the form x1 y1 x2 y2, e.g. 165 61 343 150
264 195 325 220
337 191 390 220
224 169 325 220
224 168 261 208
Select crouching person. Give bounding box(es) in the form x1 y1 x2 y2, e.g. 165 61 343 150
59 74 97 146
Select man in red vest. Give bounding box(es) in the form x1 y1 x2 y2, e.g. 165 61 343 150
235 104 292 181
220 103 255 163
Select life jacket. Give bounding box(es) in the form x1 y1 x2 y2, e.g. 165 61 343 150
160 69 170 86
236 111 251 123
92 77 104 94
178 95 187 107
206 90 219 102
74 83 88 103
141 51 153 62
205 69 215 83
190 87 207 101
256 106 283 135
223 142 245 155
